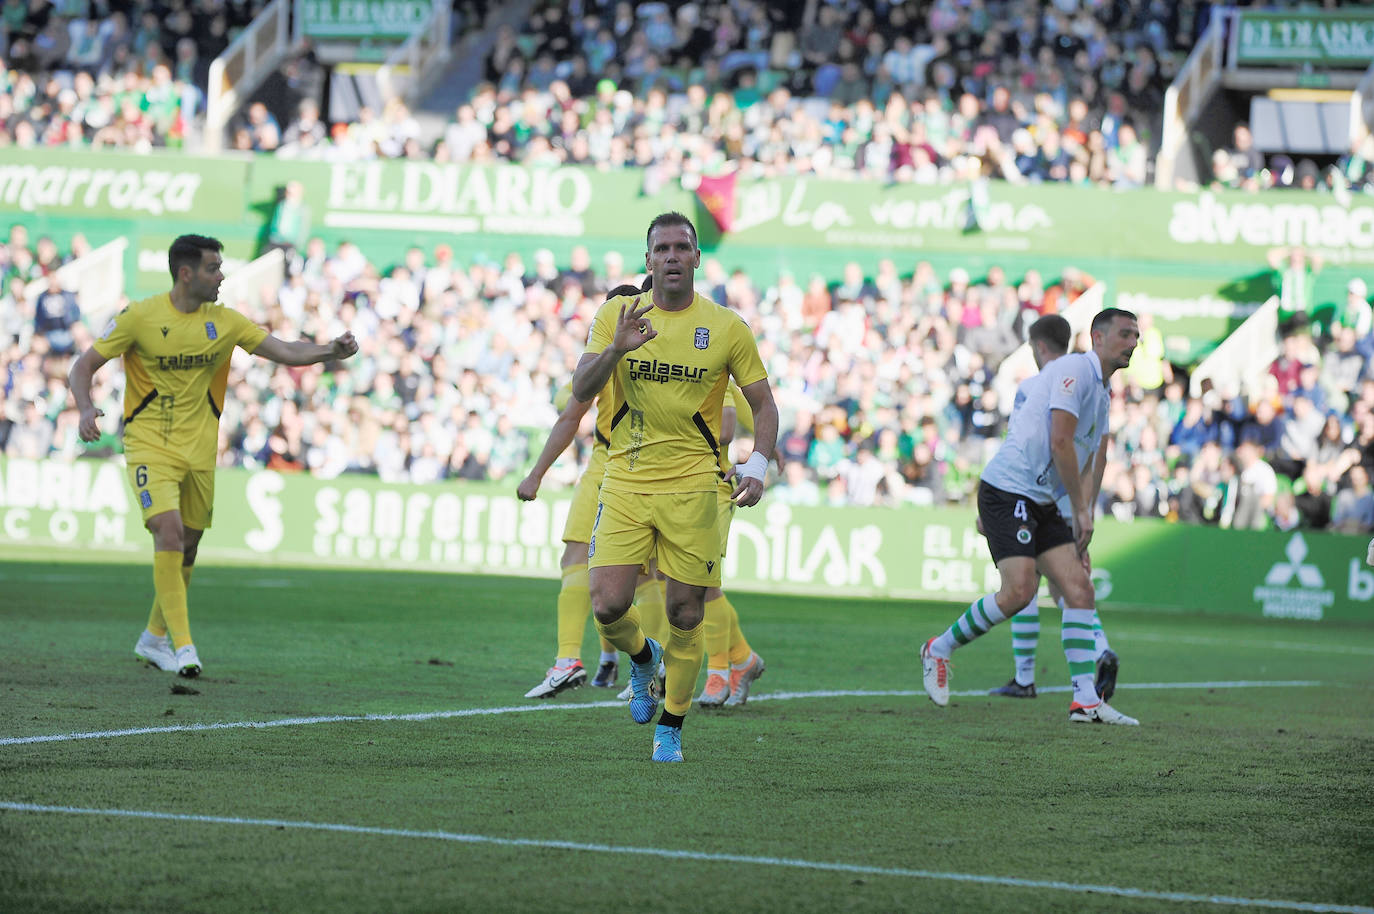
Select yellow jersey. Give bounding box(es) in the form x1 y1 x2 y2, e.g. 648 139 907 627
93 293 268 469
586 292 767 494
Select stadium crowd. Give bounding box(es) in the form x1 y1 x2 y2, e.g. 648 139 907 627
0 0 265 150
3 0 1368 195
3 225 1373 534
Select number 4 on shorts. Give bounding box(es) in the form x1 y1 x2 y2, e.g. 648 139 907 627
1014 499 1028 521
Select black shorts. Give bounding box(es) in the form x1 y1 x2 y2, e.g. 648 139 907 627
977 481 1075 564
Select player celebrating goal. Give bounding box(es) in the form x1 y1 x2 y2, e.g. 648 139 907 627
68 234 359 677
919 308 1140 725
517 283 669 699
572 212 778 762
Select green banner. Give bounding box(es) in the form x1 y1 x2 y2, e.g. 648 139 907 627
277 160 1374 267
7 148 1374 358
1112 270 1273 365
0 148 249 220
1235 10 1374 66
4 458 1371 623
6 149 1374 268
296 0 432 39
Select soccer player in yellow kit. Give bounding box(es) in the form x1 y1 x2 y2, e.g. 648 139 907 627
572 212 778 762
68 234 358 676
517 284 669 698
697 381 766 708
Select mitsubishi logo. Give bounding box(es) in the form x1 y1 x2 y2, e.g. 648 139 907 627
1264 534 1324 588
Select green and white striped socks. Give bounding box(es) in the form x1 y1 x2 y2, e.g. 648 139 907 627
1062 607 1099 705
1010 597 1040 686
930 594 1009 659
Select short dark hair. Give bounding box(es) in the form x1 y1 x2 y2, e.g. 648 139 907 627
168 234 223 281
645 211 697 251
1091 307 1137 335
1028 314 1071 354
605 283 642 301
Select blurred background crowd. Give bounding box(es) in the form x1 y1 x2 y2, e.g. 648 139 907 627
2 0 1371 193
1 0 1372 534
4 224 1373 533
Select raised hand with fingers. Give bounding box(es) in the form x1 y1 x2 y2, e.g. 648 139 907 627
612 296 657 353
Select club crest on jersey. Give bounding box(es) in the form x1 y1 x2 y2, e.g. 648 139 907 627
694 327 709 349
205 322 218 340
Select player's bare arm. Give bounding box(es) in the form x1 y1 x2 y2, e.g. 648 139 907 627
1088 434 1110 505
1075 434 1111 572
68 346 112 442
731 378 778 508
252 331 359 366
571 297 655 401
1050 408 1091 553
518 394 594 501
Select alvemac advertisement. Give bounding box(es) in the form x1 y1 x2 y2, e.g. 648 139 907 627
2 458 1370 623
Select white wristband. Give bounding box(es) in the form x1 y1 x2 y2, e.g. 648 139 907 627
735 452 768 482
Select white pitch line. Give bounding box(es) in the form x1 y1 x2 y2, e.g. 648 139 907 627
0 681 1322 748
0 802 1367 914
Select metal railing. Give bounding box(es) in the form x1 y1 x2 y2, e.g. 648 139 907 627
204 0 293 154
376 1 452 103
1156 14 1227 190
1352 60 1374 148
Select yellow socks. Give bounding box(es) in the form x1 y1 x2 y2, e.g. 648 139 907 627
636 577 669 645
153 551 192 649
728 605 753 667
704 594 752 668
555 564 591 660
146 565 192 638
595 604 646 656
703 594 734 671
662 622 704 716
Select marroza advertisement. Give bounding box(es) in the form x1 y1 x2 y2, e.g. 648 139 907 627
2 458 1370 623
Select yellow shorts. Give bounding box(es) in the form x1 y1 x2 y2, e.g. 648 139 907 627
590 488 720 587
716 485 735 559
126 462 214 529
561 449 607 544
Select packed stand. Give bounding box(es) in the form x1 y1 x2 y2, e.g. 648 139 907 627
0 0 477 153
417 0 1189 186
0 0 267 150
202 0 1189 187
4 226 1372 534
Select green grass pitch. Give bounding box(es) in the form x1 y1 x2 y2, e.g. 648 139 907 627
1 552 1372 913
